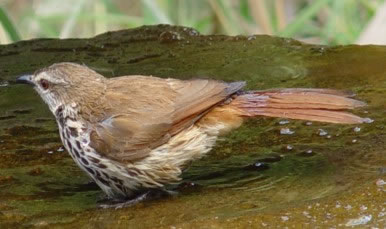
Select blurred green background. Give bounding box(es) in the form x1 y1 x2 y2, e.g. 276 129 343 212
0 0 385 45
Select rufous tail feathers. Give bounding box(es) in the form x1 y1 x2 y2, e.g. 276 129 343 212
232 88 367 124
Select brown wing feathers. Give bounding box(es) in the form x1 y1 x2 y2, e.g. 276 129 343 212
90 75 366 162
90 76 243 162
169 80 245 134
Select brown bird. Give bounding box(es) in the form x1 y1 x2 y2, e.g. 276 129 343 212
16 63 367 208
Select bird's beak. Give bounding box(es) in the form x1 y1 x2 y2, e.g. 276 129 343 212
15 75 34 85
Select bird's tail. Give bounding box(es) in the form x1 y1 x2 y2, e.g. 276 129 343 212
231 88 368 124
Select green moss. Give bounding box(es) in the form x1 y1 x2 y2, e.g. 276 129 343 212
0 25 385 227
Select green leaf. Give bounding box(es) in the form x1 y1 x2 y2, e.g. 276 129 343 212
141 0 172 24
0 7 21 41
279 0 332 37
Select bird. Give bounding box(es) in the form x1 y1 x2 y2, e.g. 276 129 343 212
16 62 368 208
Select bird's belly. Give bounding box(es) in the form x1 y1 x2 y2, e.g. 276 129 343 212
128 124 219 186
58 123 220 199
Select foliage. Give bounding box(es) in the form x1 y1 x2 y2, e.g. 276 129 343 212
0 0 384 45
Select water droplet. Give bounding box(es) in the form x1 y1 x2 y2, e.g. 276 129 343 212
0 81 9 87
245 162 270 171
376 179 386 186
247 35 256 41
318 129 328 136
281 216 289 221
354 127 361 132
280 128 294 135
255 162 262 167
188 29 199 36
297 149 315 157
279 120 290 125
362 118 374 123
360 205 368 211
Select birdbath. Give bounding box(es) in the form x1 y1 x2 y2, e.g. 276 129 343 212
0 25 385 228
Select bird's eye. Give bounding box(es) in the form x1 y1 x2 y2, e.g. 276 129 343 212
40 79 49 90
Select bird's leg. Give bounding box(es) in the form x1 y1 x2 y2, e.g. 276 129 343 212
99 188 178 209
99 192 150 209
147 188 178 198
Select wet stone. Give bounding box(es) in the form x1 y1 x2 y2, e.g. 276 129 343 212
0 24 385 228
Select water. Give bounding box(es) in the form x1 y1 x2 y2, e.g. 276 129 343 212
0 25 385 228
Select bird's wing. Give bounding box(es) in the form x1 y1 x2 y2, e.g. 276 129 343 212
89 75 245 162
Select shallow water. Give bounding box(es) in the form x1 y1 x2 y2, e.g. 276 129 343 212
0 25 385 228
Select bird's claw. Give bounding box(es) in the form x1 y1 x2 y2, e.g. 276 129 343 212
98 189 178 209
99 192 150 209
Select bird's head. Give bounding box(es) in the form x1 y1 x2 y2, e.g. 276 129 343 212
16 62 106 113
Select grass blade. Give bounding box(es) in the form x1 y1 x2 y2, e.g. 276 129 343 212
279 0 332 37
141 0 172 24
59 0 87 38
0 7 21 42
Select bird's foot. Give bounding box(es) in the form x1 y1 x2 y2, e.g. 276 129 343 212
99 192 150 209
99 189 177 209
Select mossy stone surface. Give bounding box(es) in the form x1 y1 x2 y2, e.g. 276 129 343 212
0 25 385 228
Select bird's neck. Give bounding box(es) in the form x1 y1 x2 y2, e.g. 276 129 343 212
54 103 81 127
60 79 106 123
